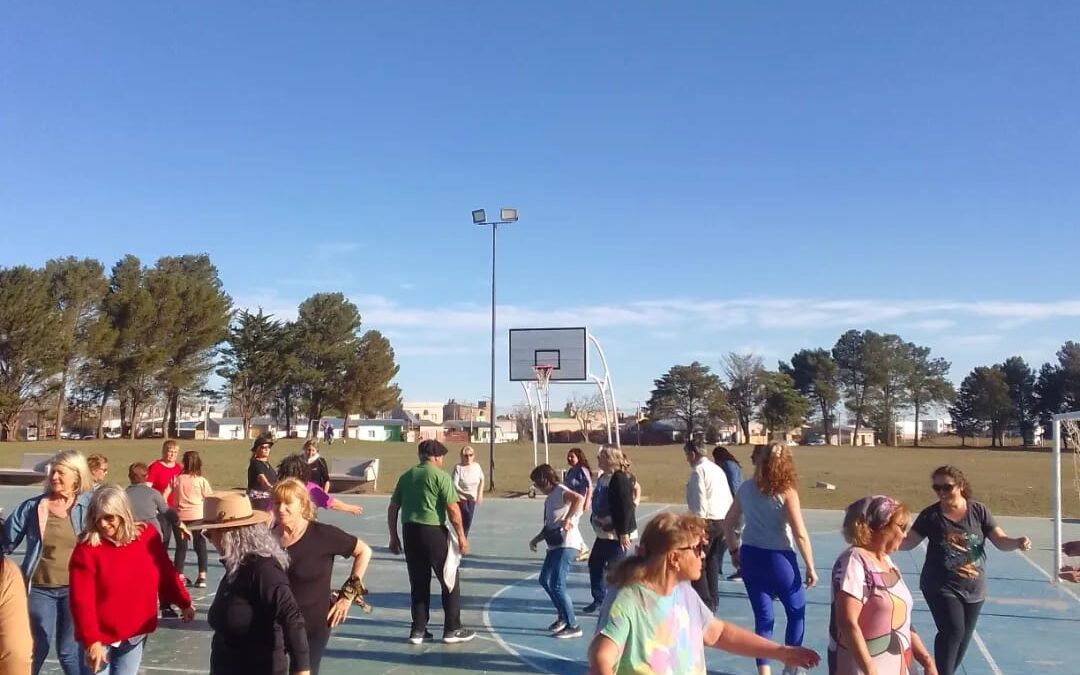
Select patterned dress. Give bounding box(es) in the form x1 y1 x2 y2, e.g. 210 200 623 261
828 547 914 675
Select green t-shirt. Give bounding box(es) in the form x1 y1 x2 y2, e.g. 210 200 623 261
390 462 459 526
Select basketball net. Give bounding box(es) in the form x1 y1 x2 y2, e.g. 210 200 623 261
533 365 554 425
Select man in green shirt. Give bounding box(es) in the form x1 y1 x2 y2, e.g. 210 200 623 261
388 439 475 646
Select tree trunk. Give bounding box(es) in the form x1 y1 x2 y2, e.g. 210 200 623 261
283 388 293 436
167 388 180 438
55 367 69 439
128 396 140 440
120 398 129 438
243 413 251 441
96 391 108 438
913 403 921 448
819 398 833 446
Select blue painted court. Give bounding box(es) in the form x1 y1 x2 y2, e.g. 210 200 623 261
4 487 1076 674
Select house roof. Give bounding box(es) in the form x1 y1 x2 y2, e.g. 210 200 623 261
348 419 405 428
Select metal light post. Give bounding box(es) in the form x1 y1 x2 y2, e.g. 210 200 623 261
472 208 518 491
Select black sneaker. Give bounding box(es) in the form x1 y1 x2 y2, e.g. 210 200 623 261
194 577 207 589
442 628 476 644
582 601 601 613
160 607 179 619
547 619 567 633
408 630 433 645
553 625 583 639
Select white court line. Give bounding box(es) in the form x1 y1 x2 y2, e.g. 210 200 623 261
971 631 1005 675
479 504 671 673
1017 550 1080 604
474 633 575 663
915 541 1004 674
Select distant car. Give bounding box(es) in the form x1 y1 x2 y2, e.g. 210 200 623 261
58 432 72 440
80 434 97 440
805 438 827 446
103 431 121 439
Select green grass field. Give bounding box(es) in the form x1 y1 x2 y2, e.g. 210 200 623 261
3 438 1077 517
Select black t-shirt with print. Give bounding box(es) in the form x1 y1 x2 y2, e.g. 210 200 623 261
284 520 358 638
912 500 998 602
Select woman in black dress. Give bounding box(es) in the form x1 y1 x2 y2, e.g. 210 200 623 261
192 493 309 675
272 478 373 674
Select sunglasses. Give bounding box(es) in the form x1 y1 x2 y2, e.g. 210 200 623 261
932 483 957 493
678 542 707 556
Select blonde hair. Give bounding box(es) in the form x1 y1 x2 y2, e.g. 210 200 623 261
598 445 632 474
82 485 140 546
843 500 911 548
607 512 705 589
271 478 316 521
48 450 93 496
87 453 108 472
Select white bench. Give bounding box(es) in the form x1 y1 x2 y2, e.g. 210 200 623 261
328 457 379 494
0 453 53 485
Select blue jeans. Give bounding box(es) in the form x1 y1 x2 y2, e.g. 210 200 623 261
587 538 626 604
458 499 477 537
102 635 146 675
29 586 90 675
539 547 577 627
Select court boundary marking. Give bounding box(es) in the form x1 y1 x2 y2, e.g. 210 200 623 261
480 505 670 674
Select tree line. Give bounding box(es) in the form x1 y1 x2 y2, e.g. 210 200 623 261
0 255 400 441
646 328 1080 447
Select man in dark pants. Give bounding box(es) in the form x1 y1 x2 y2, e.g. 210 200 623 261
684 440 733 613
387 439 476 645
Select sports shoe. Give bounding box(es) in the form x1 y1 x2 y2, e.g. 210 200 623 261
407 630 433 645
160 607 179 619
547 619 567 633
553 625 583 639
727 571 742 580
442 628 476 644
781 667 807 675
582 601 601 613
194 577 207 589
575 548 590 562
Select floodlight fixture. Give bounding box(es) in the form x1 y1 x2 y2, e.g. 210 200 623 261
472 209 486 224
500 207 518 222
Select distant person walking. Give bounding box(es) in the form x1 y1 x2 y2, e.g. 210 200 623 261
387 440 475 646
564 448 593 562
724 443 817 675
683 441 733 613
527 464 585 640
171 451 213 589
450 446 484 537
3 450 94 675
713 446 743 580
323 422 334 445
900 465 1031 675
247 434 278 512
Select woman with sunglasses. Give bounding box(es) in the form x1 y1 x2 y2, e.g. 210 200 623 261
451 446 484 537
901 465 1031 675
588 512 819 674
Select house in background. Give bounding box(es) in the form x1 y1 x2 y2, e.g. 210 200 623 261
346 419 404 442
207 417 244 440
394 402 443 425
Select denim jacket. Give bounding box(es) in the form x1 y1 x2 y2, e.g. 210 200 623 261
2 491 92 588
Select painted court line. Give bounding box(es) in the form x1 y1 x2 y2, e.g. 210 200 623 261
474 633 575 663
1017 550 1080 604
971 631 1005 675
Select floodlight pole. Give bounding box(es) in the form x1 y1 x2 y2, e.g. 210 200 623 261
473 208 518 491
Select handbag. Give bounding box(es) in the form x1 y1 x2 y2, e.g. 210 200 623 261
542 526 566 547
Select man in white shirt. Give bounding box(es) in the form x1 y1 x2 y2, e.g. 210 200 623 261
684 440 733 613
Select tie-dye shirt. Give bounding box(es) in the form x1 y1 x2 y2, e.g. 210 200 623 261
595 580 714 674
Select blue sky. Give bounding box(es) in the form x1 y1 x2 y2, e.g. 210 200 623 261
2 2 1078 413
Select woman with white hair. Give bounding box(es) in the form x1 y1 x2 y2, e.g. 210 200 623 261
193 493 310 675
69 485 194 674
2 450 95 675
584 444 639 614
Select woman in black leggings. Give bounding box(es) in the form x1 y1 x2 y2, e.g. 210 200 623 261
900 465 1031 675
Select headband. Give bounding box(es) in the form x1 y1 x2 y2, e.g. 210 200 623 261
846 495 901 531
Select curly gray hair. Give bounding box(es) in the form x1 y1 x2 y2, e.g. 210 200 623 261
216 523 290 581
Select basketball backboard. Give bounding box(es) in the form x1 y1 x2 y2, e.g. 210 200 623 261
508 327 588 382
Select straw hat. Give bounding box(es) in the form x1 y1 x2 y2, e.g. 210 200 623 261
189 493 272 530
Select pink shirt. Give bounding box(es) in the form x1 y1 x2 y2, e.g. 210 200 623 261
172 474 213 522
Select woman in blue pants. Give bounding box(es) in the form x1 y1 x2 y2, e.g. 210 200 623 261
724 443 817 675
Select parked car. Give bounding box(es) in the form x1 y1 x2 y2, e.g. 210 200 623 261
80 433 97 440
103 430 122 439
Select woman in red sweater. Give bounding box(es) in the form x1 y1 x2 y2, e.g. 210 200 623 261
69 485 194 674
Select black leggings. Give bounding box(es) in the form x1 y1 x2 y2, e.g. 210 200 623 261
308 630 330 675
173 520 208 577
923 591 984 675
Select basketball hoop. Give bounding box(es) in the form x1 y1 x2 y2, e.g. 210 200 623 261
533 364 555 392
